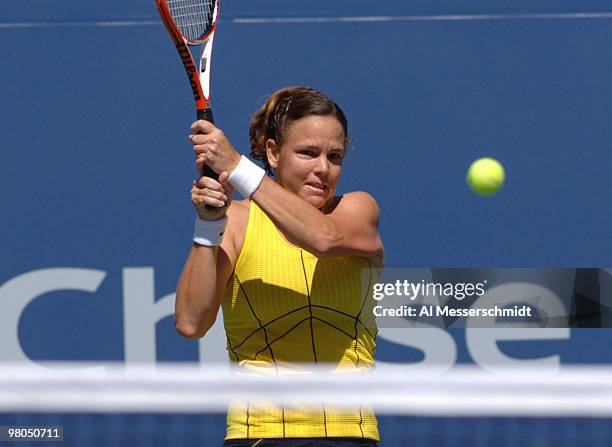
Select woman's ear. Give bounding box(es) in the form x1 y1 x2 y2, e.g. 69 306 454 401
266 138 280 170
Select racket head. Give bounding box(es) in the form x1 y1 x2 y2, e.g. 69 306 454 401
156 0 219 45
155 0 219 112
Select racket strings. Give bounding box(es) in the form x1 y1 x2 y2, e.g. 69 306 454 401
166 0 216 41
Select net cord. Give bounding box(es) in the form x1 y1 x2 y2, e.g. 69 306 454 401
1 364 612 416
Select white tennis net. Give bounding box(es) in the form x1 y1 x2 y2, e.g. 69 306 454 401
2 363 612 417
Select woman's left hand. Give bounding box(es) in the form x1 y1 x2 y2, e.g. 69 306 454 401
190 120 241 176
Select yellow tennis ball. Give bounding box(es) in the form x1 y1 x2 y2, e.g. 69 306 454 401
466 157 505 196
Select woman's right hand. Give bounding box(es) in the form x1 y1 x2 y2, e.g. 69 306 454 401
191 171 233 221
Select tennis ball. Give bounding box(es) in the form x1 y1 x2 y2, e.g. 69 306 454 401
466 157 505 196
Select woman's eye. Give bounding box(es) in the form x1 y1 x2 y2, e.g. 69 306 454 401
329 153 344 163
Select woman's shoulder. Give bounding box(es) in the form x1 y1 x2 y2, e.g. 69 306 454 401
221 199 250 263
330 191 380 216
226 199 250 229
228 198 250 215
341 191 378 204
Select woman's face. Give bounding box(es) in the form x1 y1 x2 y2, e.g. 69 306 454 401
267 115 346 209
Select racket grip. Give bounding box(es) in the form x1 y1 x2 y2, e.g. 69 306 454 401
197 108 214 124
196 108 221 209
202 163 218 180
196 107 219 181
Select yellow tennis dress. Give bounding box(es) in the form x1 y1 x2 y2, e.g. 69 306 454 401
222 201 379 441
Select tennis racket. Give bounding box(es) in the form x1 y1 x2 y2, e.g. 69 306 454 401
155 0 220 182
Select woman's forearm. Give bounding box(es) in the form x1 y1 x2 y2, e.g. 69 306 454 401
251 177 341 255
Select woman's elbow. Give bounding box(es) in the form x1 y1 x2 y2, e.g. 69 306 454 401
309 238 336 258
311 235 383 260
308 228 342 257
175 318 213 339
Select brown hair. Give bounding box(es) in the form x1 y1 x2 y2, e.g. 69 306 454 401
249 86 349 175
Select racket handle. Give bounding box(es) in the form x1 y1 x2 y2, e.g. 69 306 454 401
196 108 218 180
202 162 218 180
196 108 221 210
197 108 214 124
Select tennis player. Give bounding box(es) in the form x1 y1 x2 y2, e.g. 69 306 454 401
175 87 384 446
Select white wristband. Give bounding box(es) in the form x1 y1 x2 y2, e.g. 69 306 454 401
193 215 228 246
228 155 266 198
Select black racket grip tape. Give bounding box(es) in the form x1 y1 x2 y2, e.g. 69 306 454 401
196 108 218 180
196 108 222 210
197 108 214 124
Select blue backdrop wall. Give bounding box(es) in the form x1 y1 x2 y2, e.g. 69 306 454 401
1 1 612 369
